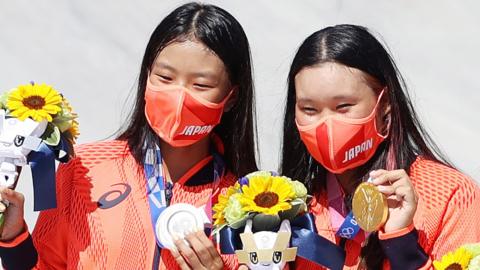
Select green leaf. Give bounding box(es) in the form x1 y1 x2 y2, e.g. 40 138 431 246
212 214 249 235
55 112 76 121
53 119 72 133
43 124 61 146
291 198 306 205
279 201 307 220
0 213 4 228
228 215 248 229
52 112 76 132
0 91 9 110
252 213 281 232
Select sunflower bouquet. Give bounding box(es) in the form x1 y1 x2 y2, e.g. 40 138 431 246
433 243 480 270
212 171 310 234
0 82 79 146
0 82 78 219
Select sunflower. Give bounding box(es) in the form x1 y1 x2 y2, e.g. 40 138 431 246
68 120 80 142
6 83 62 122
433 247 473 270
213 182 240 226
239 175 295 215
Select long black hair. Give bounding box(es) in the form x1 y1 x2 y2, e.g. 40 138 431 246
280 24 451 269
118 2 258 176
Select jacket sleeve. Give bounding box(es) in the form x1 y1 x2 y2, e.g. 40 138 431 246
380 175 480 270
379 224 429 270
427 178 480 264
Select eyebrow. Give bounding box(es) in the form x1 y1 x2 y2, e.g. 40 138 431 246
331 94 352 100
297 94 353 103
155 62 176 71
296 97 314 103
191 71 217 80
154 62 217 80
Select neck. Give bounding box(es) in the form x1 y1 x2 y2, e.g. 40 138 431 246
335 169 359 195
160 136 211 183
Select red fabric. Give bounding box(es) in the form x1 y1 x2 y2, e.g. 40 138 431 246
144 78 230 147
294 157 480 269
25 140 238 269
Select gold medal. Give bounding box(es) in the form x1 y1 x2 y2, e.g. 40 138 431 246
352 182 388 232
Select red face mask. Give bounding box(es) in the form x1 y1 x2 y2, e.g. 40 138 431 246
296 90 389 174
144 77 232 147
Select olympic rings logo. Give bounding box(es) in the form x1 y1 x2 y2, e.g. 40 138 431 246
338 227 355 238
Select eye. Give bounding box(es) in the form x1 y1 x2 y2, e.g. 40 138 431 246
300 106 317 115
157 74 172 82
272 251 282 263
336 103 353 112
14 135 25 147
193 83 214 89
249 252 258 264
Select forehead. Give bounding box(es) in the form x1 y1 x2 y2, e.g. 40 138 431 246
153 40 226 75
294 62 375 100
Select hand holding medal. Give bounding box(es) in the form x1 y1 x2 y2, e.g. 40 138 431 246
352 169 418 233
161 204 225 270
144 148 226 270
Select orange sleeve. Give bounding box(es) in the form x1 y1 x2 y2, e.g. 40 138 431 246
0 223 30 248
391 160 480 270
407 176 480 270
29 158 78 269
378 223 415 240
429 178 480 260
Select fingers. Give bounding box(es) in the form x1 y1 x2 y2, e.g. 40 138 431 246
191 228 223 268
171 249 192 270
0 201 7 212
395 185 418 207
0 187 24 207
0 187 26 241
173 234 205 270
184 229 214 265
172 228 224 270
370 169 406 185
370 169 418 205
238 265 249 270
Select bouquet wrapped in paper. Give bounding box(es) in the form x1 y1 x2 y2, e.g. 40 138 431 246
212 171 309 269
0 82 78 225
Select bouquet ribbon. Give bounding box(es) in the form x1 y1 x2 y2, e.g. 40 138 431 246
27 136 70 211
219 213 346 270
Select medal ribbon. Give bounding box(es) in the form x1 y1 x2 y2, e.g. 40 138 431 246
327 173 366 241
336 212 362 240
144 144 224 248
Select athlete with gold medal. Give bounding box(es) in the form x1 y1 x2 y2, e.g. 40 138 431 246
295 82 420 238
281 24 480 270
